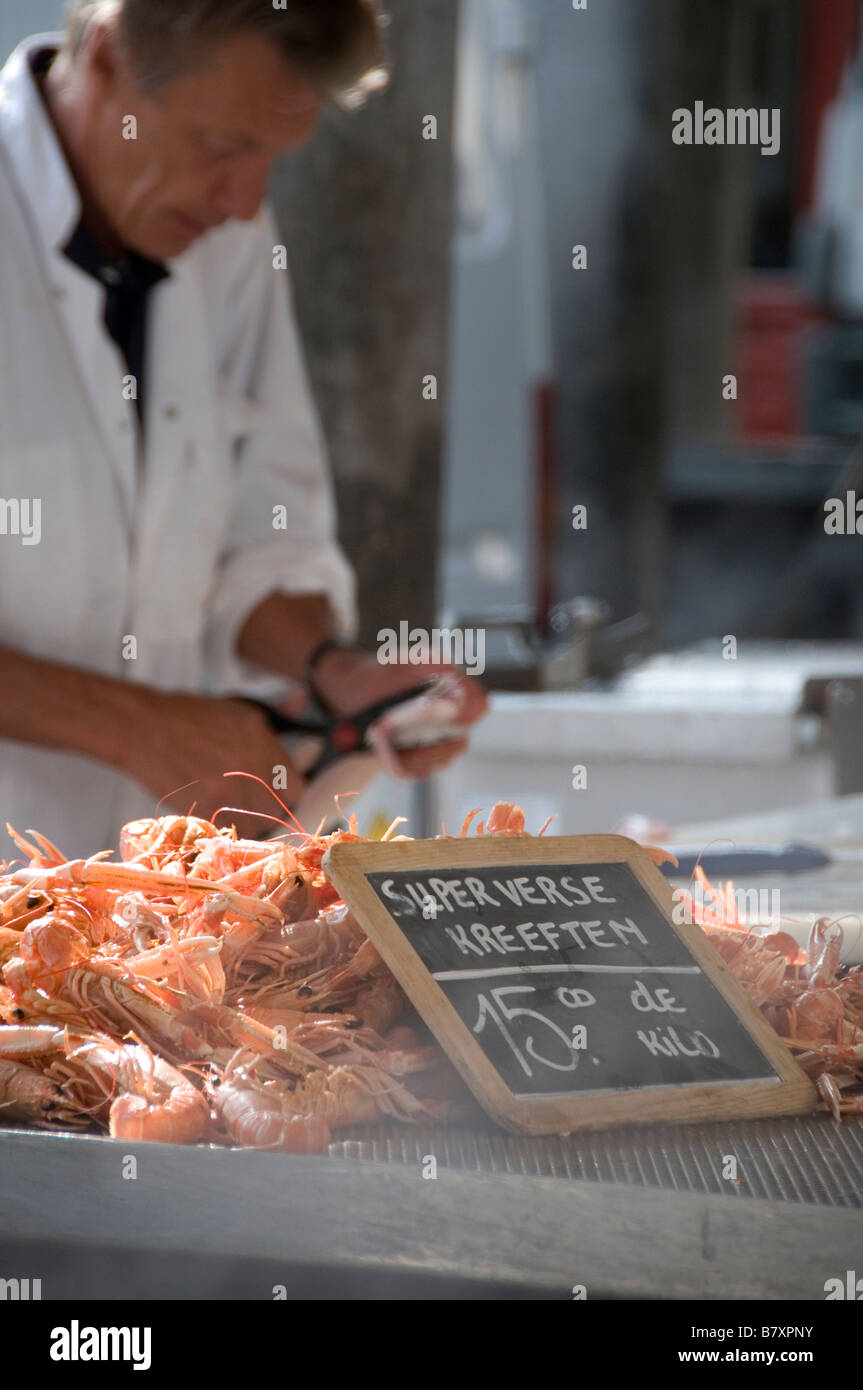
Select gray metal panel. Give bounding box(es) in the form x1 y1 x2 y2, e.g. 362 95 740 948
330 1113 863 1207
3 1112 862 1209
2 1126 863 1298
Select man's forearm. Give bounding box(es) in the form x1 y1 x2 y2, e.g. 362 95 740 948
235 592 344 681
0 644 144 771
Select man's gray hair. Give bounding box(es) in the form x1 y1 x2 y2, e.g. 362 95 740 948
63 0 388 105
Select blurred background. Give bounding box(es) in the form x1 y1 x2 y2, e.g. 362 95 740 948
425 0 863 838
4 0 863 1303
7 0 863 837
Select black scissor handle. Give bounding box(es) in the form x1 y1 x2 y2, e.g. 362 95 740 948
236 699 328 738
235 678 440 776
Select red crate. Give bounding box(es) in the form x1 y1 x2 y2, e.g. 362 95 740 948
735 276 825 441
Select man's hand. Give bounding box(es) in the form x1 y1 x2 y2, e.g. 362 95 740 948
238 593 489 778
309 647 488 779
123 690 306 836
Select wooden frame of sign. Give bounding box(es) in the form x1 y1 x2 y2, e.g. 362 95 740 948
323 834 816 1135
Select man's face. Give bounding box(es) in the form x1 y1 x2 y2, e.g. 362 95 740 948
83 28 321 260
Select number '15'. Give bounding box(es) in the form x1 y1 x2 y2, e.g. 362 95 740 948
474 986 579 1078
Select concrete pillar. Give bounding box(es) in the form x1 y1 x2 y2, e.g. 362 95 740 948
269 1 460 646
667 0 753 442
539 0 682 632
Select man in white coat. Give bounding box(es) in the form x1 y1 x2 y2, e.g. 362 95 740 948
0 0 485 855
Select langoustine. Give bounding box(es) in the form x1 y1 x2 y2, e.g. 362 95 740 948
0 803 507 1151
673 866 863 1117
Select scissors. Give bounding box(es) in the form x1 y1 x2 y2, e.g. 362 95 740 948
238 678 442 778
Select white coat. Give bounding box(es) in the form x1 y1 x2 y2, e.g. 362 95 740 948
0 35 357 857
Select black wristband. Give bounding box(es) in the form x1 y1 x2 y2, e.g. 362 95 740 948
305 636 351 679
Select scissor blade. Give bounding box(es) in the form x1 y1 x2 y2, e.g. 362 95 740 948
349 678 441 726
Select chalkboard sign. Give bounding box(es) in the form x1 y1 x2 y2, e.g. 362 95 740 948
323 835 815 1135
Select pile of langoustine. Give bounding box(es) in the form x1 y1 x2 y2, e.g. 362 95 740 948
668 863 863 1119
0 805 539 1152
1 802 861 1152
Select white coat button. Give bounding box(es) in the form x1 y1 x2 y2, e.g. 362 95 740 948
164 404 180 420
53 286 66 300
